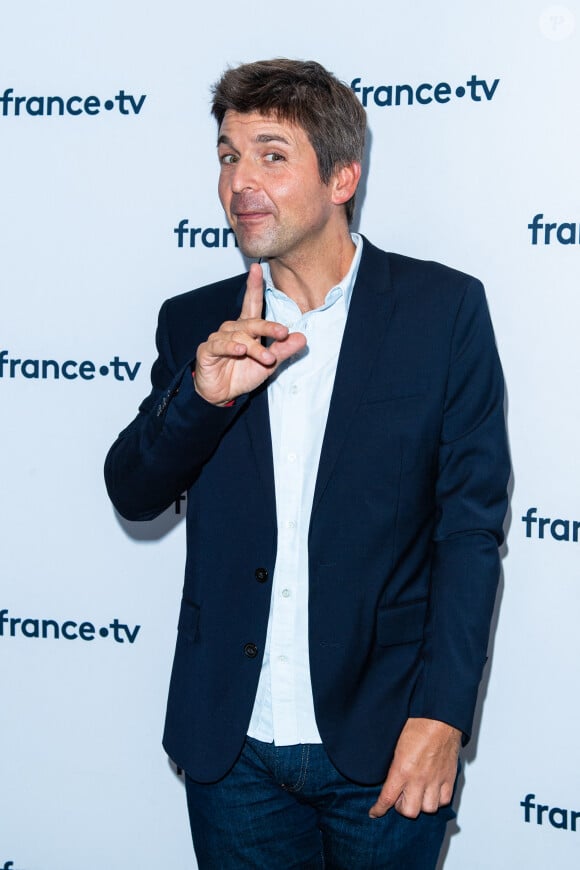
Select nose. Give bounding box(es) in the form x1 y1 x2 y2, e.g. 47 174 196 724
229 155 258 194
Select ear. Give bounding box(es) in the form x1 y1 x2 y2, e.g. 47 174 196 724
331 162 362 207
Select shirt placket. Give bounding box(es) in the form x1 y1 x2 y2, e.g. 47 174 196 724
270 315 309 743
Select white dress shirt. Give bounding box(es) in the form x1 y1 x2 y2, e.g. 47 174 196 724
247 234 363 745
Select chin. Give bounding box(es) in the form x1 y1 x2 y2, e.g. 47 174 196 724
235 226 282 261
237 240 274 260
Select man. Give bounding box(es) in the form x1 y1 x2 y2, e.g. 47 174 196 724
105 59 510 868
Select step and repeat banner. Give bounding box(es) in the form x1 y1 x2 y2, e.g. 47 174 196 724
1 1 579 867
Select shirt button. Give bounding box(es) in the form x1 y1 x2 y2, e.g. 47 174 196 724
278 655 288 664
290 384 298 395
287 452 297 463
281 588 291 598
255 567 269 583
286 520 296 529
244 643 258 658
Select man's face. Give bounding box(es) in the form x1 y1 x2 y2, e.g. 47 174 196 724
217 110 337 262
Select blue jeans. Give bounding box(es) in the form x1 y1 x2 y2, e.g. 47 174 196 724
185 737 455 869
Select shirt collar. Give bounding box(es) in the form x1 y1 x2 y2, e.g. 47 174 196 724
261 233 363 315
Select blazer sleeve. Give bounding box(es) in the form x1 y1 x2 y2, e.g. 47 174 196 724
409 278 510 740
104 298 246 521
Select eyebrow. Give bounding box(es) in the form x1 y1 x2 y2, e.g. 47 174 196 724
217 132 292 148
217 134 236 149
255 133 291 145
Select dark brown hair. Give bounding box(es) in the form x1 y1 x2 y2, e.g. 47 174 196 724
211 59 366 223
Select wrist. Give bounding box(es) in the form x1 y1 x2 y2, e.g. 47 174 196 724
192 371 235 407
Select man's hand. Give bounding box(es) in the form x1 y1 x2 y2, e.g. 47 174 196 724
369 718 461 819
194 263 307 406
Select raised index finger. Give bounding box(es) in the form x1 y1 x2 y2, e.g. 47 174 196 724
239 262 264 320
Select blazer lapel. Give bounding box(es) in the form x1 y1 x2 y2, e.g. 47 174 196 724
232 278 277 507
244 381 276 505
311 239 395 515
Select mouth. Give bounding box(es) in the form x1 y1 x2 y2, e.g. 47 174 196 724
230 193 272 224
233 211 271 225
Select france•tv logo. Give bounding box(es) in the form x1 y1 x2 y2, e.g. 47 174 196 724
0 350 140 382
521 507 580 543
528 214 580 245
521 793 580 831
350 74 499 107
0 87 146 117
173 220 239 249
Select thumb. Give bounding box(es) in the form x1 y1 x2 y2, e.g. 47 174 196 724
369 775 402 819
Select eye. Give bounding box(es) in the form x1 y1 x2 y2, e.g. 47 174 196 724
264 152 285 162
220 153 238 165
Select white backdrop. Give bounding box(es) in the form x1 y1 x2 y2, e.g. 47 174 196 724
1 2 579 868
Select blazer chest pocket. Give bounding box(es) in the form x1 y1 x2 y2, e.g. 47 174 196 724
376 598 428 647
360 377 429 406
177 597 200 642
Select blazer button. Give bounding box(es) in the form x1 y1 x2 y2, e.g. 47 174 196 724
255 567 269 583
244 642 258 658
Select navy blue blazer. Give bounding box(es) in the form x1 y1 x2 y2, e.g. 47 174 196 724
105 237 510 784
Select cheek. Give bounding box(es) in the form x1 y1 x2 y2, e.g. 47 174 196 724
274 178 314 213
217 166 236 201
217 177 228 208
